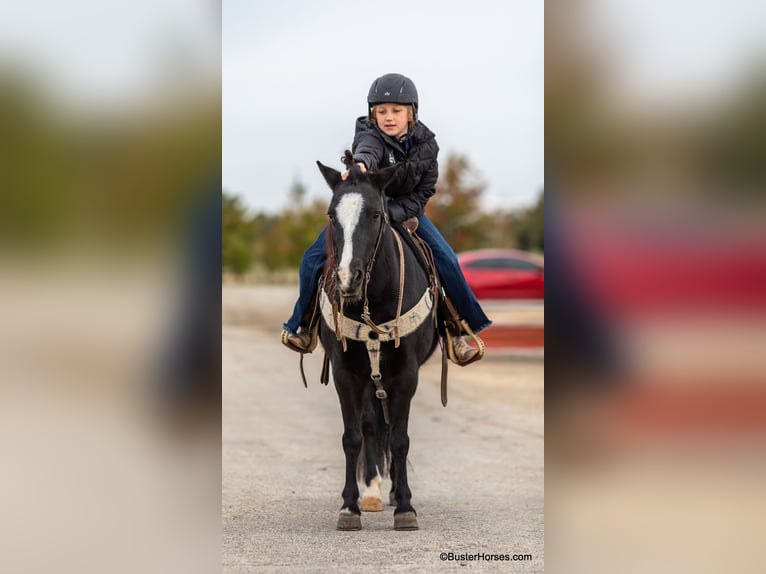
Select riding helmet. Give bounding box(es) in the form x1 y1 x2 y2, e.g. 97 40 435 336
367 73 418 118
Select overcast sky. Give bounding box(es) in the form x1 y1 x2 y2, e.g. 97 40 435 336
223 0 545 214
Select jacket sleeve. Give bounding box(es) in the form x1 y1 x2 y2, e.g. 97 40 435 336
387 157 438 223
352 130 385 171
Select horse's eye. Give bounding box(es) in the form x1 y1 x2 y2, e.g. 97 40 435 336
328 213 335 222
373 212 381 219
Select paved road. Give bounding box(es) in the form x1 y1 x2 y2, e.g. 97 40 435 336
223 286 544 572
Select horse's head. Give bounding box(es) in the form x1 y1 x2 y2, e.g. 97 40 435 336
317 155 400 300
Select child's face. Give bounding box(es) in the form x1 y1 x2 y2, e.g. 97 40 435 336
373 103 412 139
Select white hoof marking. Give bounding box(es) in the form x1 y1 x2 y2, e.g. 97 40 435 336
360 472 383 503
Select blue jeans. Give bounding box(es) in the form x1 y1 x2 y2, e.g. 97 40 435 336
283 216 492 334
283 227 329 334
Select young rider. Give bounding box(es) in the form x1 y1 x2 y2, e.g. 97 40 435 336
282 73 491 364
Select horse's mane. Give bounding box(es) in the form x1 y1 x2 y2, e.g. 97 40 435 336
341 149 365 180
340 149 354 169
323 218 339 301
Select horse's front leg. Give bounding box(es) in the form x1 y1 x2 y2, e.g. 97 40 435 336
335 373 365 530
389 385 418 530
388 457 397 507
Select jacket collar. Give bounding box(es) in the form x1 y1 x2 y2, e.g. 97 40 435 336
355 116 435 146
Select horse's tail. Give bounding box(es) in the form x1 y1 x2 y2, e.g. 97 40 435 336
356 383 391 481
372 388 391 477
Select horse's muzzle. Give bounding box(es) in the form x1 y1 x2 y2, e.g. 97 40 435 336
339 287 362 300
337 266 363 299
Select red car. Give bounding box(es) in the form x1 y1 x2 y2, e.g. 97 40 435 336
458 249 544 300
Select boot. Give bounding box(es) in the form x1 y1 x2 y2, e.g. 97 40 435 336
282 286 322 354
281 326 317 353
450 335 479 365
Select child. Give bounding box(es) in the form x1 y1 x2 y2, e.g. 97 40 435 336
281 73 491 364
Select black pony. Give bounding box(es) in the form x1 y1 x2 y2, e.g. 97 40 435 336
316 157 439 531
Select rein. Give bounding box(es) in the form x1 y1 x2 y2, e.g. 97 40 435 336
362 226 406 348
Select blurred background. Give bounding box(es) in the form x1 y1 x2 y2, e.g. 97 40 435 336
0 1 220 573
6 0 766 570
546 0 766 572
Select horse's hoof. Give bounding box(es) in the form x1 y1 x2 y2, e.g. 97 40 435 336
394 511 418 531
388 492 396 507
337 512 362 531
361 496 383 512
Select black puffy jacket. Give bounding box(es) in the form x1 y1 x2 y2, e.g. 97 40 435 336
351 117 439 224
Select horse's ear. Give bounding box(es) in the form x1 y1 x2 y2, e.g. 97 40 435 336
368 163 401 192
316 161 342 191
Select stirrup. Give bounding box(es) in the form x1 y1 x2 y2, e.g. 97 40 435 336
281 326 318 354
445 320 485 366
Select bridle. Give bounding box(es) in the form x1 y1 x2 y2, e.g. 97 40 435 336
328 190 406 350
360 194 406 347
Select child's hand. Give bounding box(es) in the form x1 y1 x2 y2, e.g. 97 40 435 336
341 162 367 180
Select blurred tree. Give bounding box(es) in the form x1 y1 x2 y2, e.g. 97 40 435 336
481 210 515 249
513 190 544 253
425 153 491 252
696 68 766 196
251 211 277 270
222 191 256 277
289 178 307 206
226 236 252 277
260 198 326 271
0 67 219 252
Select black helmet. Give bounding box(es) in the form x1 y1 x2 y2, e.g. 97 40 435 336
367 73 418 116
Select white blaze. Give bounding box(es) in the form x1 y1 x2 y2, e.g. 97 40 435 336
335 193 364 290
